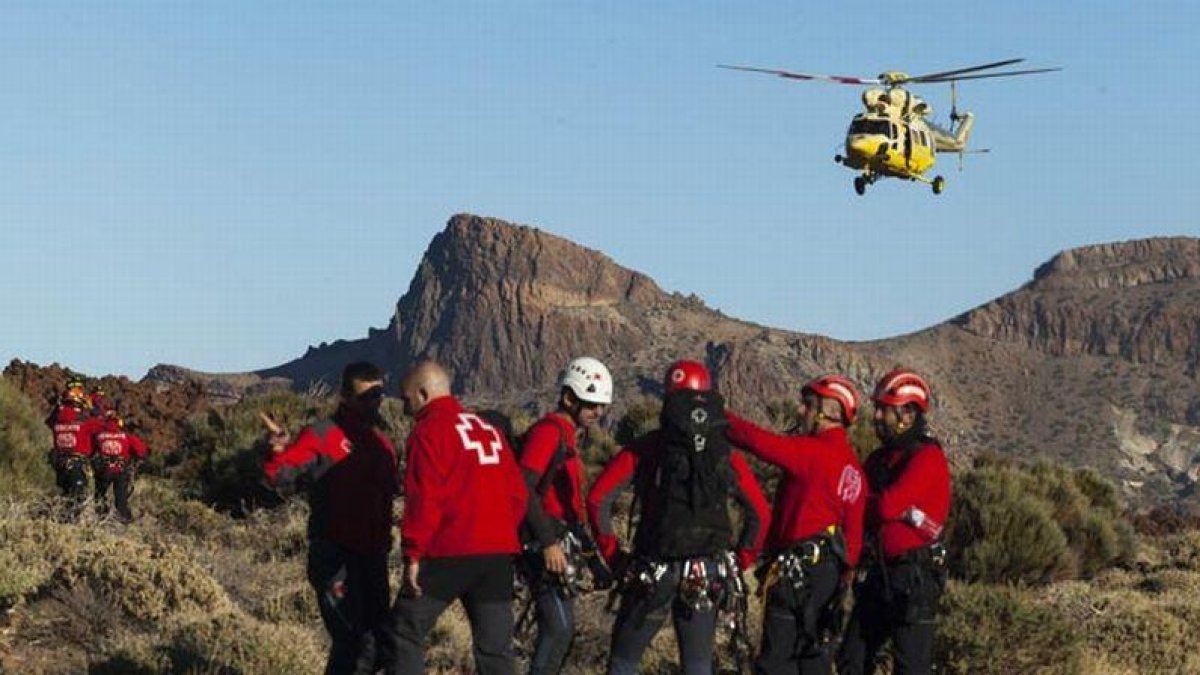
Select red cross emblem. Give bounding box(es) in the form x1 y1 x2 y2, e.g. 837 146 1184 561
455 413 503 465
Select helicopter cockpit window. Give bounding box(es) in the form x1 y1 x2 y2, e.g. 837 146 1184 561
849 119 892 136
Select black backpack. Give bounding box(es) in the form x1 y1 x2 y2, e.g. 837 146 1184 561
640 389 735 560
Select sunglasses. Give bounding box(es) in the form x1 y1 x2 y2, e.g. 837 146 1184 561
356 386 385 402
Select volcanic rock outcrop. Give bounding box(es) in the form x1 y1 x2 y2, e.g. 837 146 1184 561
24 215 1200 507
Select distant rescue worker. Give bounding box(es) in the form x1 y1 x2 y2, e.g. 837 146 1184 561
389 360 529 675
88 384 112 417
263 361 400 675
837 369 951 675
587 360 771 675
724 375 867 675
519 356 616 675
45 379 105 507
90 411 150 522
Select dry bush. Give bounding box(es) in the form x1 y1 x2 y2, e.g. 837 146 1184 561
0 377 55 497
613 395 661 448
0 489 327 675
935 581 1085 675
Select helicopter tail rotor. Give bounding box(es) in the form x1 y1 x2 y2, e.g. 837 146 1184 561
950 81 960 126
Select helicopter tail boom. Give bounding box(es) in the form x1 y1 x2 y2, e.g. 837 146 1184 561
930 111 974 152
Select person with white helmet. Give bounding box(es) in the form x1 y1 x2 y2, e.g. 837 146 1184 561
837 368 951 675
516 356 614 674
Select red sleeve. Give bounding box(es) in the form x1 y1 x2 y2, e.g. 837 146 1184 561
726 412 812 476
400 428 451 561
263 426 322 484
129 434 149 459
841 461 867 567
875 447 951 522
586 447 638 565
729 451 771 568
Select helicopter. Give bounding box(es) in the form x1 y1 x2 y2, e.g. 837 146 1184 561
718 59 1060 195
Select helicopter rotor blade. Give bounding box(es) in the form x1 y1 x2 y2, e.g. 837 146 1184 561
915 67 1062 84
717 65 880 85
909 58 1025 82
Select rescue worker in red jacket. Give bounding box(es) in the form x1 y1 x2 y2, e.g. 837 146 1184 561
45 380 105 508
88 384 112 418
90 411 150 522
389 360 529 675
264 361 400 675
587 360 771 675
519 356 615 675
837 369 951 675
724 374 867 675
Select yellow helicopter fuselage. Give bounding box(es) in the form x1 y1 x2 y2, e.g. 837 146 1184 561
840 112 937 179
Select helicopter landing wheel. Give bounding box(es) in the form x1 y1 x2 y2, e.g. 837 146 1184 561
854 176 867 196
932 176 945 195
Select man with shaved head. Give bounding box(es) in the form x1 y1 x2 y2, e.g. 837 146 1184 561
389 360 529 675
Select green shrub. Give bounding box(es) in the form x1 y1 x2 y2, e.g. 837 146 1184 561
613 396 660 447
0 377 55 497
763 397 800 433
946 459 1135 584
936 581 1086 675
949 466 1073 584
173 391 332 512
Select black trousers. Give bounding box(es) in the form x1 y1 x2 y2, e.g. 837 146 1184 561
754 556 839 675
388 554 516 675
836 558 944 675
307 539 393 675
54 456 88 501
607 559 719 675
93 464 134 521
522 554 576 675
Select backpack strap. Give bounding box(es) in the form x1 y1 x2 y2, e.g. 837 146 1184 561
533 417 571 498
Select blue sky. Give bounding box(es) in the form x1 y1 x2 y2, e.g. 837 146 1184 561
2 1 1197 378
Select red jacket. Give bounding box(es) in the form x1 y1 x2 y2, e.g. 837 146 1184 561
264 407 400 556
726 414 866 567
46 406 104 457
400 396 528 561
519 414 586 546
586 429 771 570
863 438 951 561
91 420 150 466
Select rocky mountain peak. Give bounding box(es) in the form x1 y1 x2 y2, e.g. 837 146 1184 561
1031 237 1200 291
953 236 1200 370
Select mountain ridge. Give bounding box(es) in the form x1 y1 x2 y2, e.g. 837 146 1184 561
132 215 1200 507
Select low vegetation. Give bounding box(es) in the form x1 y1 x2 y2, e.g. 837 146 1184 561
3 378 1200 674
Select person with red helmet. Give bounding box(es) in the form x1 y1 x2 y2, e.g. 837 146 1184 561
518 356 614 675
837 368 951 675
587 360 770 675
263 361 400 675
45 379 105 510
90 410 150 522
722 374 866 675
388 360 529 675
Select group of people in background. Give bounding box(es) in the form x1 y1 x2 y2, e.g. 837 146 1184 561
261 355 951 675
45 378 150 522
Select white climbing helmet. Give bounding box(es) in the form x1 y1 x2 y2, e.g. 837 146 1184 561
559 356 614 405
